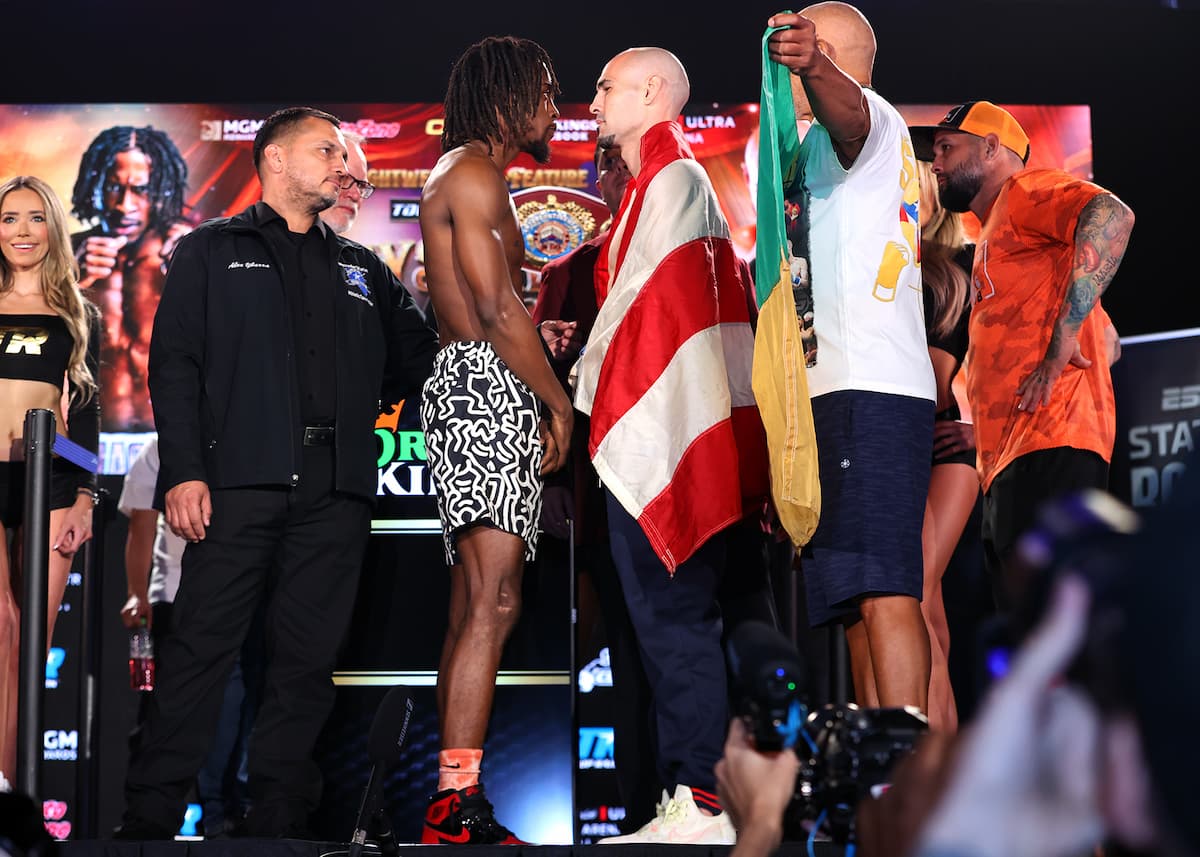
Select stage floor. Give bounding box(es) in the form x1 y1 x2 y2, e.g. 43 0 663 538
60 841 845 856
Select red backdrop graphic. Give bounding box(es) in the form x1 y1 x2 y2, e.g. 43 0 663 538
0 101 1092 452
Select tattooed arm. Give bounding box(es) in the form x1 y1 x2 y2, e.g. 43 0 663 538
1016 193 1135 413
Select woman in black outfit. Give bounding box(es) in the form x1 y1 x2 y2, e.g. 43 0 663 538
0 175 99 789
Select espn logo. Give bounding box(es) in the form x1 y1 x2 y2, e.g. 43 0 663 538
1162 385 1200 411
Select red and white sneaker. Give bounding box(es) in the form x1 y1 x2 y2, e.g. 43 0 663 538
597 785 736 845
421 783 528 845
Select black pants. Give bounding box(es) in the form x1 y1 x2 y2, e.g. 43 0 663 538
605 490 727 795
982 446 1109 614
122 447 370 834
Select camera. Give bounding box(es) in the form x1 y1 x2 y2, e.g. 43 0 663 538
789 703 928 844
726 621 928 845
984 489 1141 709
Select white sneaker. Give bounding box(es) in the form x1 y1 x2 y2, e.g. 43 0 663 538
598 785 736 845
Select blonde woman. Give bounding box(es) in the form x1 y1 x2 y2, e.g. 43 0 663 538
917 160 978 734
0 175 100 788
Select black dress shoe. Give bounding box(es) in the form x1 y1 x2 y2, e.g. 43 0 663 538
272 823 315 840
234 821 314 840
240 805 314 839
112 817 177 840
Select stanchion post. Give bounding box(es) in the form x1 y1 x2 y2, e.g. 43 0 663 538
831 624 850 705
17 407 55 798
76 486 107 838
567 518 576 843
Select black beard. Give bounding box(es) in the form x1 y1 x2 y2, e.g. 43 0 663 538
597 132 616 149
938 162 985 213
523 138 552 165
936 169 984 211
307 187 338 215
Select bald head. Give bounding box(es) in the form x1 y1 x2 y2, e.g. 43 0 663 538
615 47 691 115
590 47 691 176
798 1 876 85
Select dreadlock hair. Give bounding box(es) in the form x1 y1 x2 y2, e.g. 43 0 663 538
253 106 341 173
70 126 189 233
1 176 98 406
442 36 559 155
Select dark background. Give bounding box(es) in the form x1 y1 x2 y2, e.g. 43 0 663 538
6 0 1194 337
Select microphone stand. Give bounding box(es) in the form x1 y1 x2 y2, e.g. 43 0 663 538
347 762 397 857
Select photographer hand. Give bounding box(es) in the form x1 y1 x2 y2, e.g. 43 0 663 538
716 718 799 857
912 576 1104 857
855 730 957 857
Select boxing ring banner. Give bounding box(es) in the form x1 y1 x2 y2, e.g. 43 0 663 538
1110 328 1200 509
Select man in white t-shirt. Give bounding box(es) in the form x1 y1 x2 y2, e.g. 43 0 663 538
119 438 186 628
118 437 258 836
768 2 935 712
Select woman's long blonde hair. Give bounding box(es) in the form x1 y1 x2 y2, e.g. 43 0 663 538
0 175 98 405
918 160 969 341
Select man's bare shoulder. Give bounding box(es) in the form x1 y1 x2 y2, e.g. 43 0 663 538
424 147 513 225
424 146 509 207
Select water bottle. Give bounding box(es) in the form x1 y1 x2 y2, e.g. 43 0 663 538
129 623 155 691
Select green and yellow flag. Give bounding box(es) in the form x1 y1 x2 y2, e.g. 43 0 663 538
752 23 821 547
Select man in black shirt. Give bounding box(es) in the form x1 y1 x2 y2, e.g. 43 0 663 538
116 106 438 839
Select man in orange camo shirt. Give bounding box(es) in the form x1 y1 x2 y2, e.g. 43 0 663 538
910 101 1135 616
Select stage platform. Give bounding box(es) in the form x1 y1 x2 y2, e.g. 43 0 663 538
60 841 845 856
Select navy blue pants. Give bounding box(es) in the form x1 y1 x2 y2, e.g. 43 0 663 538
605 491 727 794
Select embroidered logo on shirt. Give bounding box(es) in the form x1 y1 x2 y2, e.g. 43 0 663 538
339 262 373 305
227 261 271 270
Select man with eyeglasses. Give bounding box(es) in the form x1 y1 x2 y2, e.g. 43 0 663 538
116 106 438 840
70 124 193 430
320 132 375 236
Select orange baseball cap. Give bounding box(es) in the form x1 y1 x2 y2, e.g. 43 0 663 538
909 101 1030 164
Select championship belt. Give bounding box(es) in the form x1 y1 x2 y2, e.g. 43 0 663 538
512 187 608 270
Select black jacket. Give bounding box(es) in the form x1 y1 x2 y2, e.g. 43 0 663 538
148 202 437 504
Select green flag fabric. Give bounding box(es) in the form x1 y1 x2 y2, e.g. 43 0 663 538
751 22 821 547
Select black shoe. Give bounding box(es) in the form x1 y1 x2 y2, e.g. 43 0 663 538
272 822 315 840
422 783 527 845
241 803 313 839
112 816 177 840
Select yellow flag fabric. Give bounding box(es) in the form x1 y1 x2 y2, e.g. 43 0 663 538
752 23 821 547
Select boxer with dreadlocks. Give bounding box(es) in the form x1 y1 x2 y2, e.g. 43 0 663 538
418 36 572 845
70 125 191 430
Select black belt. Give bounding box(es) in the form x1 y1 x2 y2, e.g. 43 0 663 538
303 425 335 446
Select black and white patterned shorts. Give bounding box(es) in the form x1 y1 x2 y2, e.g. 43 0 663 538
420 340 543 565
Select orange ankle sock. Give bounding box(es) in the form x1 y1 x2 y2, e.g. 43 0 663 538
438 748 483 791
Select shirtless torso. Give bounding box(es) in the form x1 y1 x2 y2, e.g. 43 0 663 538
420 142 571 469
